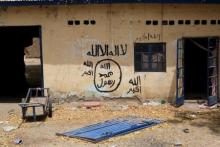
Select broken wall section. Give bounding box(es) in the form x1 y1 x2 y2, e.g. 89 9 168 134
25 38 40 58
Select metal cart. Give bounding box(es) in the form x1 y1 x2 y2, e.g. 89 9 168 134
19 88 52 121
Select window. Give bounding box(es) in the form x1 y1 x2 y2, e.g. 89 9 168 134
134 43 166 72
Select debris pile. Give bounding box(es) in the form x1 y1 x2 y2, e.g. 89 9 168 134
51 103 175 124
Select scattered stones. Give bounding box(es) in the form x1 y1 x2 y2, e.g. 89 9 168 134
189 114 197 119
210 104 218 109
175 112 197 120
2 125 18 132
71 107 78 111
143 101 161 106
82 101 102 109
8 109 15 115
14 138 23 145
199 103 218 109
78 96 104 101
67 91 77 98
174 140 182 146
109 105 128 111
1 98 219 146
121 105 128 110
0 121 9 125
160 99 166 104
183 128 189 133
50 91 68 104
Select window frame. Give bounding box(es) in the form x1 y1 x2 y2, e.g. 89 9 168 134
134 42 166 72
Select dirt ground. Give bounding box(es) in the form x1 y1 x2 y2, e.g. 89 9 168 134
0 99 220 147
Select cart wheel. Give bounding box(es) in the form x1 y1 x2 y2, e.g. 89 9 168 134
21 107 27 119
48 101 52 118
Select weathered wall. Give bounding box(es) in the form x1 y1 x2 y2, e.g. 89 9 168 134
25 38 40 58
0 4 220 100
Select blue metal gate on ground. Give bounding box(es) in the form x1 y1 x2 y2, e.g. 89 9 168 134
57 116 162 143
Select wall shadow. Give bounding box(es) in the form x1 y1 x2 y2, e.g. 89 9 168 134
167 108 220 135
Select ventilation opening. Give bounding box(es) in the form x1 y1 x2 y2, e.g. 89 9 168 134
0 26 43 101
67 20 74 25
152 20 158 25
162 20 168 25
201 20 207 25
75 20 80 25
178 20 184 25
185 20 191 25
146 20 151 25
90 20 96 25
84 20 89 25
184 38 208 100
194 20 200 25
169 20 175 25
211 20 216 25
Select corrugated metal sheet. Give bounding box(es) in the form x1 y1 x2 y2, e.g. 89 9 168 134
0 0 220 6
56 116 162 143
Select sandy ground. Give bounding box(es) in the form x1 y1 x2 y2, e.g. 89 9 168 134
0 99 220 147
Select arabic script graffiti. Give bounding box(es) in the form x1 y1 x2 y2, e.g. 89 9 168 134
87 44 127 57
94 59 122 92
127 76 141 94
82 60 94 76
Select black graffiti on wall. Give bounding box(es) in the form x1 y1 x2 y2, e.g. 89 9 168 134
94 59 122 92
82 60 94 76
87 44 127 57
83 60 93 68
127 76 142 94
136 33 161 41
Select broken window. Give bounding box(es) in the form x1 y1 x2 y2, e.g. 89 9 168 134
134 43 166 72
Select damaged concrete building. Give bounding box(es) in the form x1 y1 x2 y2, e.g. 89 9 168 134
0 0 220 106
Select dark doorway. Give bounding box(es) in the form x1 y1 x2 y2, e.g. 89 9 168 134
184 38 208 100
0 26 43 101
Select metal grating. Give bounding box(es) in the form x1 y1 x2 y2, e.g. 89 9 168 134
57 116 162 143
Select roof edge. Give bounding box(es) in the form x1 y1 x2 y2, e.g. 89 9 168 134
0 0 220 7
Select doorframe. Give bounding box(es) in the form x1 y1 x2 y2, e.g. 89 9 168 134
0 25 44 88
39 26 44 88
176 36 219 106
184 37 209 100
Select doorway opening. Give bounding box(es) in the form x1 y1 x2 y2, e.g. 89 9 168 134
0 26 43 100
184 38 208 100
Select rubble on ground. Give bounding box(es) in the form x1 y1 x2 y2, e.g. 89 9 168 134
1 99 220 146
2 125 18 132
